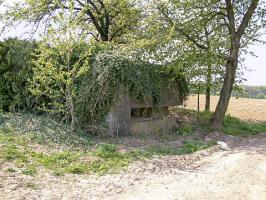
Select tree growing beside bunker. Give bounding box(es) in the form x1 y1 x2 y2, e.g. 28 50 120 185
210 0 266 127
145 0 266 127
154 0 265 121
153 0 228 112
29 12 90 132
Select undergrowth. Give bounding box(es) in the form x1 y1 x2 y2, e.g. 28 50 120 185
0 112 95 148
0 111 220 176
0 131 212 176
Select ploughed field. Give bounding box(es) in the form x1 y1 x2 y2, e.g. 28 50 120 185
185 95 266 122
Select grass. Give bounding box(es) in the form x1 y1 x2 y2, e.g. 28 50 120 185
193 110 266 136
6 167 16 173
183 95 266 135
22 166 37 176
0 130 213 175
1 108 264 177
0 108 264 178
0 112 95 148
25 182 39 190
0 111 227 176
223 115 266 135
144 141 214 155
176 124 194 136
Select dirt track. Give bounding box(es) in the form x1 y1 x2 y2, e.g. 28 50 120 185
1 134 266 200
112 134 266 200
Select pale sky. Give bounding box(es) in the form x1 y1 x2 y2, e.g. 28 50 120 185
0 0 265 86
244 36 266 86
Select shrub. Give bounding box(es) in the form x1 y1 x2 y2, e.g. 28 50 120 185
0 38 38 111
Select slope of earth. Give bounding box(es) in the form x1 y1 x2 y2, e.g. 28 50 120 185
185 95 266 122
1 133 265 200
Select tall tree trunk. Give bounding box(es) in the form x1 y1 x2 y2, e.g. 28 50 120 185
210 0 259 128
205 64 212 111
211 45 239 128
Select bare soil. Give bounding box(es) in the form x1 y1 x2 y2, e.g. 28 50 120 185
1 133 266 200
113 134 266 200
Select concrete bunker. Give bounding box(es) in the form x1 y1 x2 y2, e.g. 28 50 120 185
106 83 184 136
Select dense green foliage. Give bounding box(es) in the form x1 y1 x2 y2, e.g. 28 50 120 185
77 52 188 126
30 41 90 120
0 38 38 111
0 37 188 130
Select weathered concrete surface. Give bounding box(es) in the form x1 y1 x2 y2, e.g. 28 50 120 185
131 116 178 136
106 86 131 136
106 84 182 136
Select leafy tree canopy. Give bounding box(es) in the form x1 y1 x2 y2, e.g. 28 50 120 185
2 0 142 42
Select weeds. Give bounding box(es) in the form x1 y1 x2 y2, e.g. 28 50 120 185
0 112 94 148
176 124 194 136
224 115 266 135
0 131 213 175
144 141 213 156
22 166 37 176
0 112 218 176
6 168 16 173
25 182 39 190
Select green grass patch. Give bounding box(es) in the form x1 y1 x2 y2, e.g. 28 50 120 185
144 141 214 156
0 112 216 176
224 115 266 135
0 131 214 175
176 124 194 136
181 141 215 153
188 109 266 136
6 167 16 173
22 165 37 176
0 144 29 163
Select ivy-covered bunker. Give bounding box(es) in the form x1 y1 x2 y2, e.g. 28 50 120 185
77 53 188 136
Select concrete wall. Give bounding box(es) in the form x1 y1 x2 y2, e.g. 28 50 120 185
131 116 179 136
106 86 131 137
106 83 182 137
